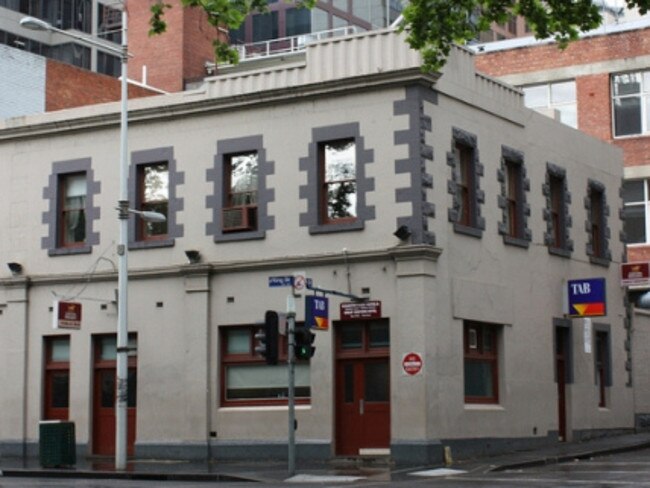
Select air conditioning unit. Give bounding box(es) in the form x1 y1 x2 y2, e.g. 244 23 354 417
223 206 256 232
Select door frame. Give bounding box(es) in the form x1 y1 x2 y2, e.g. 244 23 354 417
92 334 137 456
334 319 390 456
554 318 572 442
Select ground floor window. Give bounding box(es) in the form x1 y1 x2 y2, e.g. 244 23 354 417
220 325 310 406
464 321 500 404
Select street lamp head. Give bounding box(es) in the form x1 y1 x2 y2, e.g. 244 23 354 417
139 210 167 223
19 16 52 32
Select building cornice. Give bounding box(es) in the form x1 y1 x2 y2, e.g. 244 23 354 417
0 245 443 289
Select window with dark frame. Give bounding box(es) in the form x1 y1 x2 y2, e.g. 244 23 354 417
595 330 610 408
505 159 521 238
320 139 357 224
58 172 87 248
44 336 70 420
456 141 474 227
464 321 499 404
223 152 258 233
136 162 168 240
220 326 311 406
589 185 606 259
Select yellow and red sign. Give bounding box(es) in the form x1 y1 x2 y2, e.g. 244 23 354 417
567 278 606 318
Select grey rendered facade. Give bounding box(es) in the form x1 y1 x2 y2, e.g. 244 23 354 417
0 29 634 465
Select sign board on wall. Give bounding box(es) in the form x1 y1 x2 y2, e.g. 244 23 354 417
402 352 423 376
305 296 329 330
53 301 82 329
621 262 650 287
566 278 606 318
340 301 381 321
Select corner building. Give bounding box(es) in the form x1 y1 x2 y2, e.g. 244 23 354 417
0 29 631 465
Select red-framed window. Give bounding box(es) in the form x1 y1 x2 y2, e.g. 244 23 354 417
137 162 168 240
58 172 86 248
464 321 499 404
320 139 357 224
549 173 566 249
44 336 70 420
455 142 475 227
335 320 389 358
590 186 605 259
505 159 522 238
220 325 310 406
223 152 258 232
595 330 611 408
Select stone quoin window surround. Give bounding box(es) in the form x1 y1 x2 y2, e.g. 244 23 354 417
42 157 100 256
585 179 611 266
207 135 274 243
299 123 375 234
497 146 531 248
447 128 485 238
129 147 183 250
543 162 573 258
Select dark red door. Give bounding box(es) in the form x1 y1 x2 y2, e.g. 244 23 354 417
555 328 567 442
336 358 390 455
92 336 137 456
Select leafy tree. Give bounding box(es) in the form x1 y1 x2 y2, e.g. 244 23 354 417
149 0 650 71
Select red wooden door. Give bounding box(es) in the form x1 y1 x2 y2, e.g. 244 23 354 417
555 328 567 442
92 336 137 456
335 358 390 455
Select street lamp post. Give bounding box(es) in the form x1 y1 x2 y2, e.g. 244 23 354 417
20 8 158 471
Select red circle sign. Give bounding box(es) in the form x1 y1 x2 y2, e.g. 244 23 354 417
402 352 423 376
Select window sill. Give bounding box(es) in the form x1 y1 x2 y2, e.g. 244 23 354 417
453 223 483 238
309 220 364 235
48 246 92 257
214 230 266 243
464 403 504 411
218 404 311 413
548 246 572 258
503 235 530 248
589 256 611 267
129 238 175 250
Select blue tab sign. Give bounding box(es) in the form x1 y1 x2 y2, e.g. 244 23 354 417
306 296 329 330
268 276 294 287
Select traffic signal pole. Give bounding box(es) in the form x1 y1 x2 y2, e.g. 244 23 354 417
286 294 296 477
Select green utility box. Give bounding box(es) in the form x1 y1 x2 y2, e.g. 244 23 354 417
39 421 76 468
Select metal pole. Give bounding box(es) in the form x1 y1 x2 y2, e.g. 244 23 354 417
287 295 296 477
115 5 129 471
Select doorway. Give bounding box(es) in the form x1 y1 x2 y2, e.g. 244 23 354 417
335 320 390 456
554 322 571 442
92 335 137 456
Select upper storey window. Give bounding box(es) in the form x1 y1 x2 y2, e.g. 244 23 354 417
321 139 357 224
59 173 87 248
223 152 258 233
623 179 650 244
137 163 168 241
522 80 577 129
612 71 650 137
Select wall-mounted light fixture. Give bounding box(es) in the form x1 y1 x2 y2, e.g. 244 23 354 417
7 262 22 275
185 250 201 264
393 225 412 241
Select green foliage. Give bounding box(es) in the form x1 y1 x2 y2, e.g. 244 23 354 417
150 0 650 71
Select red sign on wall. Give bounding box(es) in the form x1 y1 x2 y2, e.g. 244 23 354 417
402 352 423 376
621 262 650 287
55 301 82 329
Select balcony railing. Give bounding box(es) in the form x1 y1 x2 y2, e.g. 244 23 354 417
231 26 358 63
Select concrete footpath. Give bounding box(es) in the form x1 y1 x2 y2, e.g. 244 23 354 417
2 432 650 483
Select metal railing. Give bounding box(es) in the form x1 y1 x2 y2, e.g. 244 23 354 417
231 26 358 62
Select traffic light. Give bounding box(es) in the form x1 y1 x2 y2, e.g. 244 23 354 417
294 324 316 360
255 310 279 365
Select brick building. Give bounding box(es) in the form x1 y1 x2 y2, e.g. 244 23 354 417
474 18 650 263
